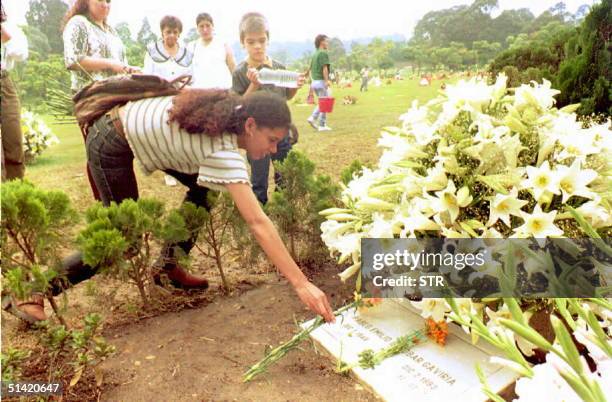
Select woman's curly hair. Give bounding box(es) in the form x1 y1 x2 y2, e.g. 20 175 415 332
168 89 291 137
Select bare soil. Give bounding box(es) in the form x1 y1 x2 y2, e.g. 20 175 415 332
2 262 378 402
97 264 377 402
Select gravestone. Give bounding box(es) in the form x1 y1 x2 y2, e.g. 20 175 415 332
304 299 518 402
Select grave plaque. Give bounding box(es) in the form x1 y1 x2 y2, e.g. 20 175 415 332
304 299 518 401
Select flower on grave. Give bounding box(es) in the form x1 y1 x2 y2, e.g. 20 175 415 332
513 204 564 244
410 299 449 323
321 75 611 394
425 318 449 346
322 74 610 290
487 188 528 227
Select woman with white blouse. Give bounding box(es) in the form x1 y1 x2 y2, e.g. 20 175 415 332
143 16 193 82
190 13 235 89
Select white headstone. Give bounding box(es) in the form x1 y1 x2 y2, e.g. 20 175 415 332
304 299 518 402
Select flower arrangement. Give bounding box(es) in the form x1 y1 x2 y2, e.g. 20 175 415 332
21 109 59 162
320 75 611 399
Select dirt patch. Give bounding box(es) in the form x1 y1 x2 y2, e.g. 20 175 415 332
98 264 376 402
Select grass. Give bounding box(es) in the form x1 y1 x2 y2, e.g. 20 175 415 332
25 78 447 211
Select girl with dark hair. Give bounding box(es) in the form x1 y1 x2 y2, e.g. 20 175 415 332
12 89 336 324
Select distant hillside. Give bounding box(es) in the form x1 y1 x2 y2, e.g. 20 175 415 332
231 34 407 63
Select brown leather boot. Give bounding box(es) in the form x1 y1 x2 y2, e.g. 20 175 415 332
164 266 209 290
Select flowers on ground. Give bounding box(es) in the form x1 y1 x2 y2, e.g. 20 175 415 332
21 109 60 162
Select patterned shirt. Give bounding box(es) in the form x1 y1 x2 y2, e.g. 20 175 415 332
63 15 126 92
120 96 250 191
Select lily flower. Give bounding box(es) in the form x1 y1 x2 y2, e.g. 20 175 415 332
433 180 472 223
514 205 564 245
557 159 597 204
521 161 561 203
487 188 528 227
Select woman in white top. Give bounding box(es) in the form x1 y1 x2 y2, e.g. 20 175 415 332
143 16 193 81
190 13 235 89
143 15 193 186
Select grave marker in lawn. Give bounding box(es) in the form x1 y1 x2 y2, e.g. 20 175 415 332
304 299 518 402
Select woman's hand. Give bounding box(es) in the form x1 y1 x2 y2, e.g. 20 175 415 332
225 183 336 324
109 60 140 74
294 281 335 323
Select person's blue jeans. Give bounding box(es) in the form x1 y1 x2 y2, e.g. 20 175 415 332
309 80 329 127
248 133 292 205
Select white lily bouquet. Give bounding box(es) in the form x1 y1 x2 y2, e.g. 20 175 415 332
320 75 611 400
21 109 60 162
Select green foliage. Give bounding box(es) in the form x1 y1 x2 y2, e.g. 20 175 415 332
1 348 31 382
25 0 68 54
136 17 158 48
115 22 146 68
490 1 610 116
556 0 611 115
1 181 75 292
266 151 339 264
21 25 51 59
188 194 234 291
78 199 190 305
13 54 71 112
38 313 115 388
489 21 576 80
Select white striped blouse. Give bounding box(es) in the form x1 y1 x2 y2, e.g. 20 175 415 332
120 96 250 191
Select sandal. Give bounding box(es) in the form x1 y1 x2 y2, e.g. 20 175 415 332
1 293 47 323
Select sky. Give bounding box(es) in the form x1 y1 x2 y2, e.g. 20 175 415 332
3 0 596 44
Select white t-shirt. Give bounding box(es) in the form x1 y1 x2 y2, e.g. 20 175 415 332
120 96 250 191
190 37 232 89
143 41 193 81
1 22 28 71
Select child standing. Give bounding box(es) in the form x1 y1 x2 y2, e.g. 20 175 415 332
307 34 332 132
232 12 303 205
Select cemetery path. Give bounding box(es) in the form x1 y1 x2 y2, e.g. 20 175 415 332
99 264 377 402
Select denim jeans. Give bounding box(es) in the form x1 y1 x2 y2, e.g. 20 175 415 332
309 80 329 127
50 115 211 295
248 133 292 204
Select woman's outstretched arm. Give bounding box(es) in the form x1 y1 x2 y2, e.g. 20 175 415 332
225 182 335 323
